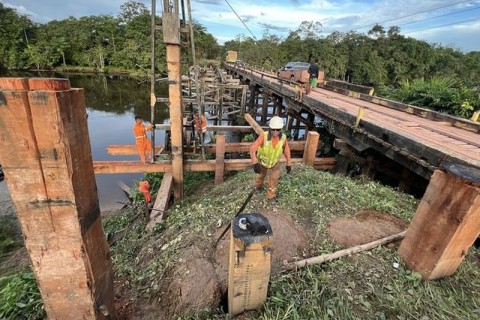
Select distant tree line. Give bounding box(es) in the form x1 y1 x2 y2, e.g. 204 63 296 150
0 1 221 74
224 22 480 118
1 1 478 118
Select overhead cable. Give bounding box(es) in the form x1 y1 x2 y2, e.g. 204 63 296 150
355 0 472 30
403 16 480 34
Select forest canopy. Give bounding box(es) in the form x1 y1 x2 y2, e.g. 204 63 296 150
1 1 479 118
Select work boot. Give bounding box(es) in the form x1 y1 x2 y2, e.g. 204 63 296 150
268 197 277 205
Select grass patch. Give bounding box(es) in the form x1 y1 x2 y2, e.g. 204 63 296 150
106 165 480 319
0 268 45 319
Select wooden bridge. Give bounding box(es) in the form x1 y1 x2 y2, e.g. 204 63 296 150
224 63 480 187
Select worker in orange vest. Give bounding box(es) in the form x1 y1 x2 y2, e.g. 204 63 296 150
189 110 207 142
250 116 292 204
133 115 155 164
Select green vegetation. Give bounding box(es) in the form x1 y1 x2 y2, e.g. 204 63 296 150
105 166 480 319
0 220 19 256
0 269 45 319
2 2 479 118
0 1 221 74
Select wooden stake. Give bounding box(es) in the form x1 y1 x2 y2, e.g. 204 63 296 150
215 135 226 184
399 169 480 279
283 231 406 271
303 131 319 166
0 78 115 319
228 214 272 315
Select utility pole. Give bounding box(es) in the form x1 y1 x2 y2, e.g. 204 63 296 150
150 0 157 161
162 0 184 199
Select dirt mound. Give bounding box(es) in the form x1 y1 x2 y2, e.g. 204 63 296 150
147 210 310 319
327 210 409 248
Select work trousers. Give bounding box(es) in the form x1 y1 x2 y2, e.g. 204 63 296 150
136 137 152 163
255 162 281 199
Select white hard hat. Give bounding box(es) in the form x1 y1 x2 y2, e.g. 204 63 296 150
269 116 284 130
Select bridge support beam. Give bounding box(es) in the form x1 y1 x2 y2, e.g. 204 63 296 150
163 2 184 200
399 167 480 279
0 78 115 319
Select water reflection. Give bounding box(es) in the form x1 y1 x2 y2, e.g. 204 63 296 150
68 74 170 211
1 71 170 211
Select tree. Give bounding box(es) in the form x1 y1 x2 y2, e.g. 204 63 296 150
119 0 149 24
0 3 33 69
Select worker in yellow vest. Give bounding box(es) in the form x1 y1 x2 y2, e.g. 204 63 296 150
250 116 292 204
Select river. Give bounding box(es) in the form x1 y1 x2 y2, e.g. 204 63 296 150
1 72 170 211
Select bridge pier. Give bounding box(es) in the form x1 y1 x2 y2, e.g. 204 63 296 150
399 166 480 280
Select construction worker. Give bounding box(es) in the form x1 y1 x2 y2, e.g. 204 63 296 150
189 110 207 143
250 116 292 204
133 115 155 164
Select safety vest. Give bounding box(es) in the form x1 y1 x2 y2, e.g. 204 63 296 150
257 131 286 168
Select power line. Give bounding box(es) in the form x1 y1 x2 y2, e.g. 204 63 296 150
354 0 472 30
403 16 480 34
397 6 480 28
222 0 281 69
223 0 257 40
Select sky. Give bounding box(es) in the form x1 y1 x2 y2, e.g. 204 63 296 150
4 0 480 52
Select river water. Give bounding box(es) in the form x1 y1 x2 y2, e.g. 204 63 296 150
1 72 170 211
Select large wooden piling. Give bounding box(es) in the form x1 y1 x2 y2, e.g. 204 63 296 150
398 167 480 280
163 1 184 200
0 78 115 319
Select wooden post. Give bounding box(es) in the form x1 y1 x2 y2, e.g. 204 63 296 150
147 173 173 230
333 139 351 174
218 86 224 125
398 168 480 280
261 89 268 124
241 86 247 116
244 113 265 136
303 131 319 166
228 213 272 316
0 78 115 319
163 1 184 200
215 135 226 184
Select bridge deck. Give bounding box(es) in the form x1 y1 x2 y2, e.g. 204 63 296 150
226 65 480 180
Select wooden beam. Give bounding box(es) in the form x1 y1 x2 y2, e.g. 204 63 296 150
215 135 226 184
107 145 163 155
398 169 480 280
244 113 265 136
0 78 115 318
163 10 184 200
153 124 269 132
303 131 319 166
147 173 173 230
107 141 312 155
93 157 336 174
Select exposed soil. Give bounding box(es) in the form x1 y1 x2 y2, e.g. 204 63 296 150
327 210 410 248
134 210 311 319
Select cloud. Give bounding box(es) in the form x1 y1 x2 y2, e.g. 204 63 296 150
241 15 256 23
257 23 291 33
